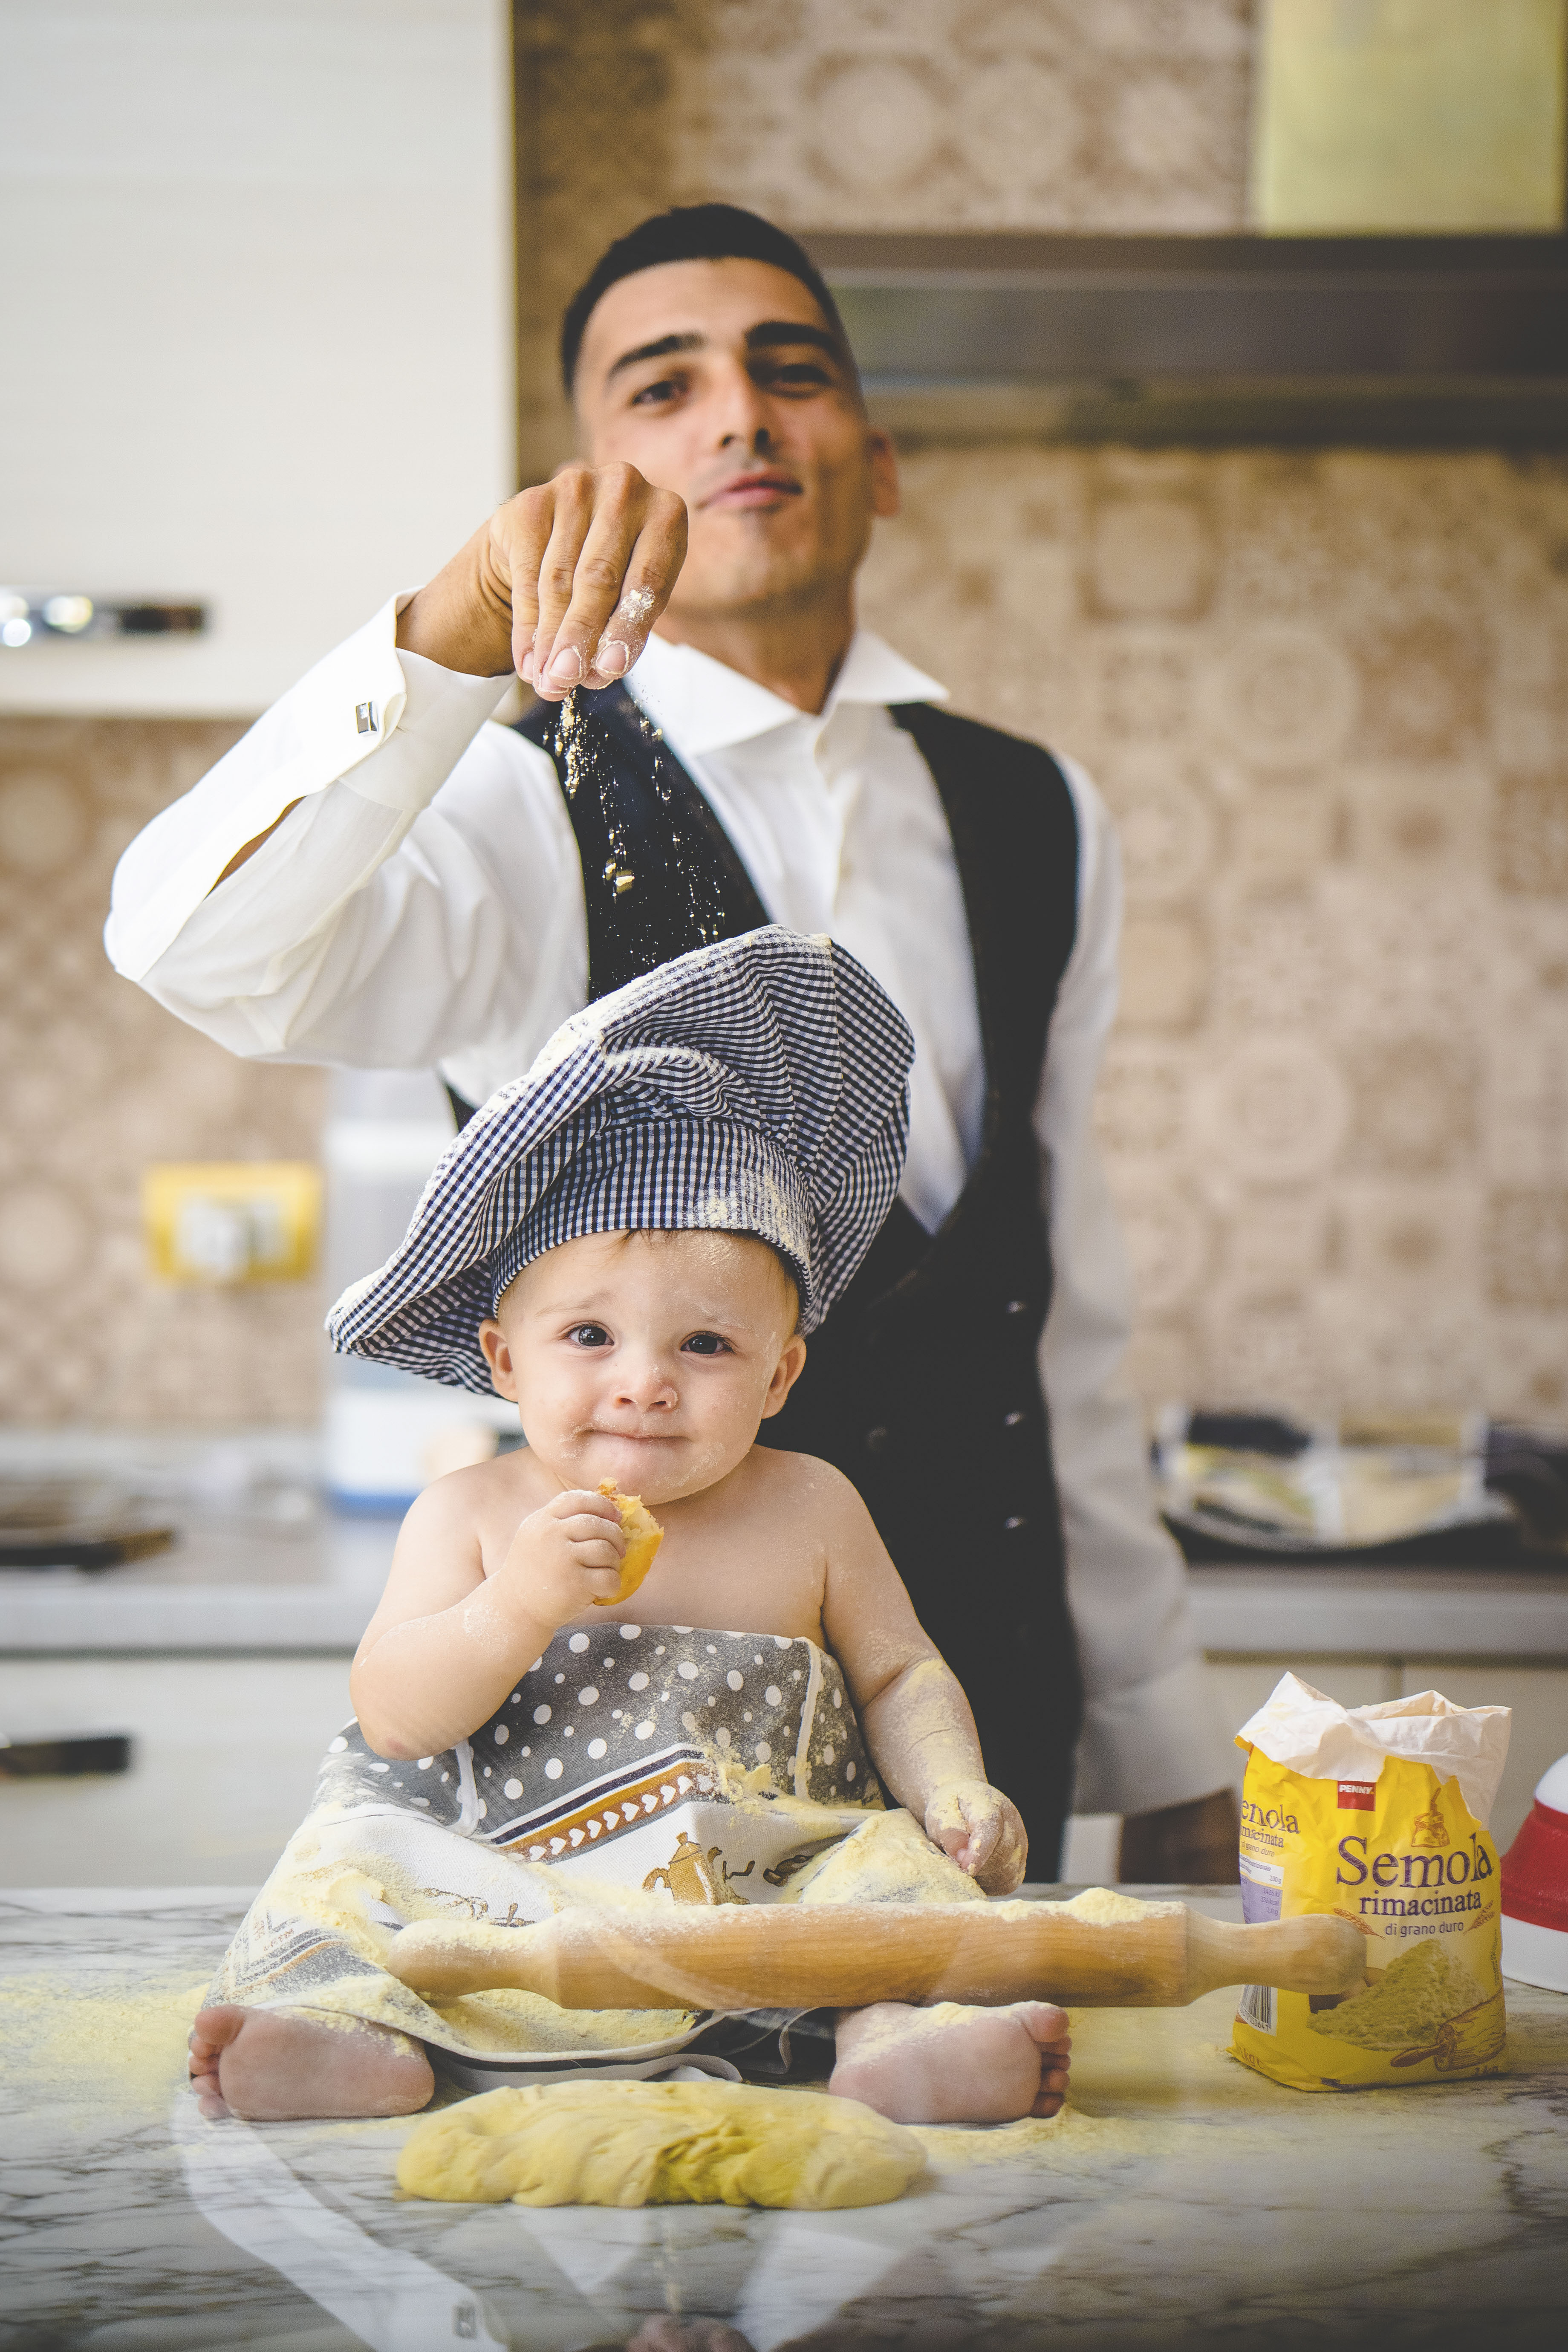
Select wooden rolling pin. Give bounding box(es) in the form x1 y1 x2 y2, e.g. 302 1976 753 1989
384 1901 1365 2013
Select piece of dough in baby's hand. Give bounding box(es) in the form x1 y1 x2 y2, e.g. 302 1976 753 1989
396 2079 925 2209
593 1479 662 1606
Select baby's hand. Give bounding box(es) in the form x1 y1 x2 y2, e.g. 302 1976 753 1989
925 1779 1028 1895
498 1488 626 1630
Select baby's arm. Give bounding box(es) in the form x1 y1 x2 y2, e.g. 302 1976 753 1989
864 1663 1028 1895
814 1470 1027 1895
349 1468 627 1758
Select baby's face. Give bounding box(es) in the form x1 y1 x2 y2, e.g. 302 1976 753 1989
479 1230 805 1506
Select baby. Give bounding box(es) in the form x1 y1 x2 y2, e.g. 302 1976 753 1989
190 933 1070 2130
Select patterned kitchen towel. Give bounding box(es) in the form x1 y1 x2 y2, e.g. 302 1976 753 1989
202 1626 980 2075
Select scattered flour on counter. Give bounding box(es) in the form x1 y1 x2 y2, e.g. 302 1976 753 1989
912 2099 1172 2175
1 1970 210 2116
1055 1887 1183 1924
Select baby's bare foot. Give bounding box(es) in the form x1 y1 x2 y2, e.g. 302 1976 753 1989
188 2003 433 2122
829 1999 1071 2126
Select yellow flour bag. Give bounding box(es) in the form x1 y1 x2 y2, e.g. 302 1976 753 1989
1232 1673 1511 2091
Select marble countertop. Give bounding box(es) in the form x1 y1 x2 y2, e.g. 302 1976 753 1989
2 1884 1563 2351
0 1507 396 1653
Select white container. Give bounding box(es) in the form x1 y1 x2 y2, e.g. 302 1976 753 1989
322 1069 515 1511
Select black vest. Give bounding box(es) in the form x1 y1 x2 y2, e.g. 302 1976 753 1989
499 683 1084 1861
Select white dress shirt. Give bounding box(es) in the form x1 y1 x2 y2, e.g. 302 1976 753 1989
106 596 1233 1816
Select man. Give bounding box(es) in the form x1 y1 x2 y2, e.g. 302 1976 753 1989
108 205 1235 1876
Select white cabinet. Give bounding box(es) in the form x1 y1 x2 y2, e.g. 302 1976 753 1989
0 1656 350 1888
0 0 513 717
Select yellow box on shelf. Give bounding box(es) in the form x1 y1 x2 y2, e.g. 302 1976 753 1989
1253 0 1568 233
141 1162 322 1286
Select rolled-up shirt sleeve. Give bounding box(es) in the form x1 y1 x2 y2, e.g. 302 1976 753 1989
1037 757 1234 1818
104 597 585 1075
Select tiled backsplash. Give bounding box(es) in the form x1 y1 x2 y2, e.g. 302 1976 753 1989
0 718 326 1424
856 446 1568 1423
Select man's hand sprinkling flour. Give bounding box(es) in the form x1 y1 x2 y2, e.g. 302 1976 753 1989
395 462 688 694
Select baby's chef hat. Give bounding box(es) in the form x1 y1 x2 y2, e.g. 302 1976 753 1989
327 927 914 1391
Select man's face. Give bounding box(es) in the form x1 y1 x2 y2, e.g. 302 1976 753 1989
573 257 899 631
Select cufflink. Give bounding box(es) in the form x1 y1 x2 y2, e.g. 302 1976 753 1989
355 701 379 735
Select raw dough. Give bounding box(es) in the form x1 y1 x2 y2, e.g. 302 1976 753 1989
789 1804 985 1905
593 1480 663 1605
397 2078 927 2209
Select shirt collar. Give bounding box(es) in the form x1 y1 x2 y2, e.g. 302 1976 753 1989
625 627 948 758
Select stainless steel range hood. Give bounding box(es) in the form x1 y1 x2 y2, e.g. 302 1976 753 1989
801 233 1568 447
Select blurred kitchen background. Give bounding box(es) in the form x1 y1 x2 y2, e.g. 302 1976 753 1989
3 0 1566 1883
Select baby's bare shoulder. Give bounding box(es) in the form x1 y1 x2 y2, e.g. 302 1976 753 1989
740 1447 875 1532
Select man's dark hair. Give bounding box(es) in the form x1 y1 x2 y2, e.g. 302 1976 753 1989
560 203 856 397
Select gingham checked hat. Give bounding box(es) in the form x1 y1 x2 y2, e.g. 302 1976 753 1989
326 928 914 1390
